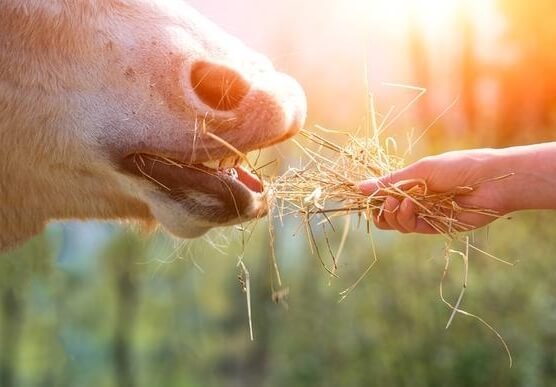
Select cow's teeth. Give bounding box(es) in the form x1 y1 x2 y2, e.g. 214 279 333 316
227 168 238 179
201 160 220 169
201 156 242 170
219 156 237 169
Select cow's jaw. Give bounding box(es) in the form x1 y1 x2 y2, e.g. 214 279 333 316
121 154 269 238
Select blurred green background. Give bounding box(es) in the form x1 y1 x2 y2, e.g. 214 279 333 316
2 212 556 387
2 0 556 386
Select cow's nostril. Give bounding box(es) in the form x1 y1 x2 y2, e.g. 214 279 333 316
190 61 250 111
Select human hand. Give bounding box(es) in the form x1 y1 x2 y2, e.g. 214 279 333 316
358 149 513 234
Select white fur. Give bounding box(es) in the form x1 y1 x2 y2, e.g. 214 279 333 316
0 0 306 251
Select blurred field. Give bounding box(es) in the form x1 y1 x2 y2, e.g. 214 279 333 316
2 0 556 386
2 212 556 387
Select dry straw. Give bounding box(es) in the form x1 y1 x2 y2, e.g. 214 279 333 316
265 93 514 367
269 127 510 239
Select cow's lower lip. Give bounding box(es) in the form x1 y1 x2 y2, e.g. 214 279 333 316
120 153 267 223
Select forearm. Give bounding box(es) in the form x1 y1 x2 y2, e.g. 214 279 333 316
495 142 556 212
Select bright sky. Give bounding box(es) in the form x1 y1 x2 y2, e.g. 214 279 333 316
189 0 507 128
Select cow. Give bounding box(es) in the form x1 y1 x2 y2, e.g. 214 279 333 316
0 0 307 252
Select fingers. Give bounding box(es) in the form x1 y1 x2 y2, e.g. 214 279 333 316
365 178 416 232
380 197 414 233
373 197 438 234
383 197 405 232
359 160 436 234
398 198 417 232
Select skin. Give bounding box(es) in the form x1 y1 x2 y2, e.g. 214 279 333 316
358 142 556 234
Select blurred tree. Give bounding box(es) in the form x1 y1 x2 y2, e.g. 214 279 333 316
0 286 22 387
496 0 556 144
407 4 432 127
459 1 478 133
0 235 52 387
101 233 146 387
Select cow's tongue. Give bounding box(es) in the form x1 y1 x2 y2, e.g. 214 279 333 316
235 166 263 193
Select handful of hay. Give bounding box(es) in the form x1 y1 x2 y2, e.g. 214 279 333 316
269 128 501 237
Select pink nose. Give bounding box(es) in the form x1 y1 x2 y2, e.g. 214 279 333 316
190 61 250 111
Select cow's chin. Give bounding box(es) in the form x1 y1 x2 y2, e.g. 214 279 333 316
120 154 269 237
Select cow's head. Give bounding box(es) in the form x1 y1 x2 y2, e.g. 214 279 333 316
0 0 306 249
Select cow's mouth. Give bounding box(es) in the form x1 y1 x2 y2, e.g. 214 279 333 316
120 152 269 226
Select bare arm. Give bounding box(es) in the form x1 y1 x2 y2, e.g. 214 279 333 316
358 142 556 234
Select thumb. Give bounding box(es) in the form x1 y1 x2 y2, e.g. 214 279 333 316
357 177 382 196
358 164 423 195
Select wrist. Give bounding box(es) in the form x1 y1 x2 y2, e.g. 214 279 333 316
493 142 556 213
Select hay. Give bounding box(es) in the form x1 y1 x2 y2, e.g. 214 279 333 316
264 108 514 367
269 128 507 238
